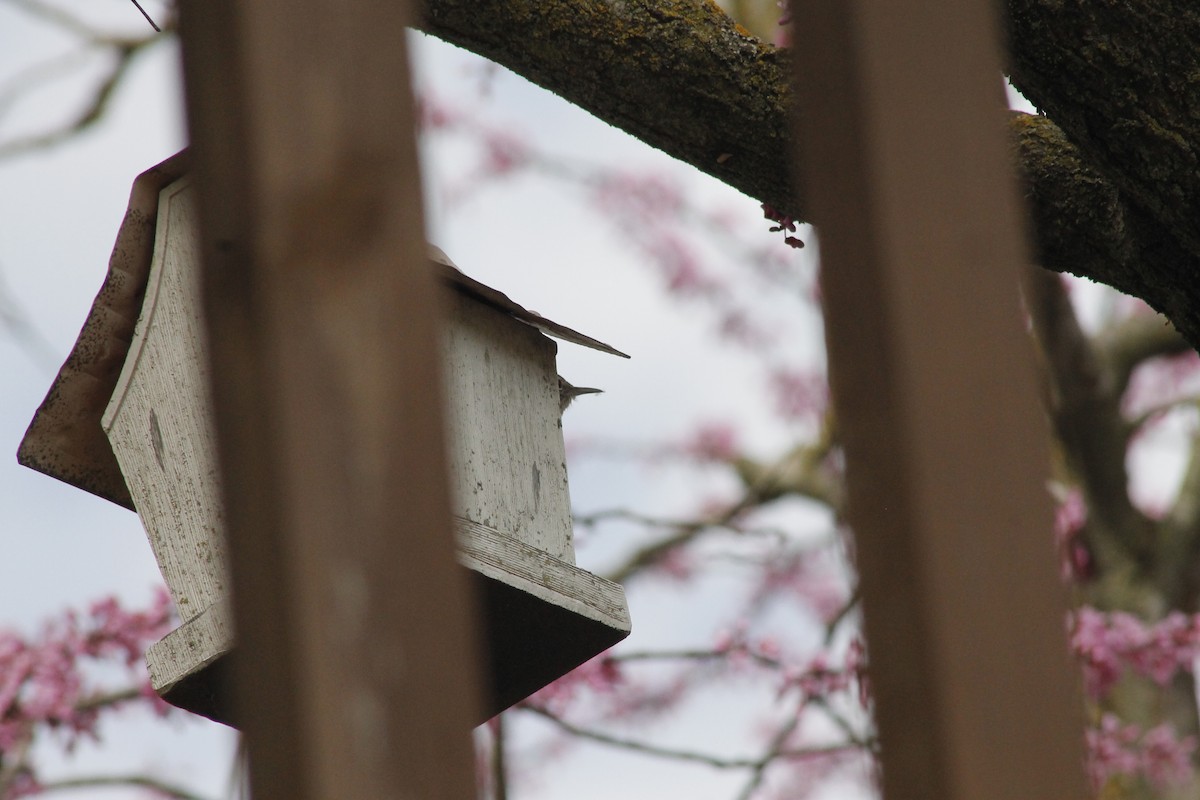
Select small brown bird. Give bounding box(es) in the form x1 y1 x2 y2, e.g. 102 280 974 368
558 376 603 413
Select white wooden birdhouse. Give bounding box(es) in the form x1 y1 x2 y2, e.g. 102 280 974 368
19 152 631 724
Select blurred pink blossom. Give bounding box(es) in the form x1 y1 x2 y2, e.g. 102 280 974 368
1085 714 1196 791
769 367 829 424
1141 722 1198 789
654 548 695 583
525 654 623 716
1053 487 1093 582
593 173 682 222
414 93 460 131
0 588 175 760
1069 607 1200 698
481 130 529 176
681 422 740 462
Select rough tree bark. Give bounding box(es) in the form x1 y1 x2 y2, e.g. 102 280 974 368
419 0 1200 352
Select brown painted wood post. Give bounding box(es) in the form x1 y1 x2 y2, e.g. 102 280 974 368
177 1 481 797
789 1 1088 798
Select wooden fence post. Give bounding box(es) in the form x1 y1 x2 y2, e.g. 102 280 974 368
790 1 1088 797
177 0 481 796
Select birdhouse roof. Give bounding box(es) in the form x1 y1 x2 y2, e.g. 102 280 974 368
430 247 629 360
17 150 628 511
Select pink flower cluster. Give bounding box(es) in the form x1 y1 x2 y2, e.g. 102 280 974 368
1069 607 1200 698
769 367 828 425
1086 713 1196 791
0 588 175 754
525 654 624 716
1053 487 1093 582
777 637 869 710
681 422 740 462
747 549 849 626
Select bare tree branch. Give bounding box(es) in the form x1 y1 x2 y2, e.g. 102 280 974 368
1158 425 1200 608
35 774 211 800
1021 261 1154 577
1095 312 1193 397
0 260 60 372
0 36 159 159
519 702 864 771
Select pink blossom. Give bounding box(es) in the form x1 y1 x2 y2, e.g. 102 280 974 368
847 637 871 709
1086 714 1142 788
775 640 867 709
0 589 175 763
755 637 781 659
481 131 528 176
1084 714 1196 791
643 232 722 297
654 548 695 583
526 654 624 715
749 549 848 624
776 0 792 26
769 367 828 424
1140 723 1197 789
717 309 773 347
713 620 749 655
593 173 682 222
7 771 41 798
1069 607 1200 698
414 93 459 131
1053 488 1092 582
681 422 739 462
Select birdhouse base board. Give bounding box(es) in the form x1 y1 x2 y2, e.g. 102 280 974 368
147 517 631 726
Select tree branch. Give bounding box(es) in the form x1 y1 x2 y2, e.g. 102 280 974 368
0 36 161 159
1011 114 1200 352
1094 312 1192 397
420 0 794 215
1005 0 1200 260
1021 261 1154 577
519 702 863 770
1158 425 1200 609
419 1 1200 352
35 774 211 800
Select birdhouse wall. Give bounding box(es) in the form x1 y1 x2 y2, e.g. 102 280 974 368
441 294 575 564
103 178 581 628
102 181 228 623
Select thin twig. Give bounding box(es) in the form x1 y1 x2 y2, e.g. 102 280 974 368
0 39 151 158
4 0 96 39
0 260 61 373
823 586 860 646
128 0 161 31
519 703 863 771
0 47 98 127
35 774 210 800
610 647 781 670
491 715 508 800
733 707 802 800
73 685 146 713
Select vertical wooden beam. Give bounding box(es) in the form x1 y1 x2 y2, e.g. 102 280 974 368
790 2 1087 799
178 1 481 798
